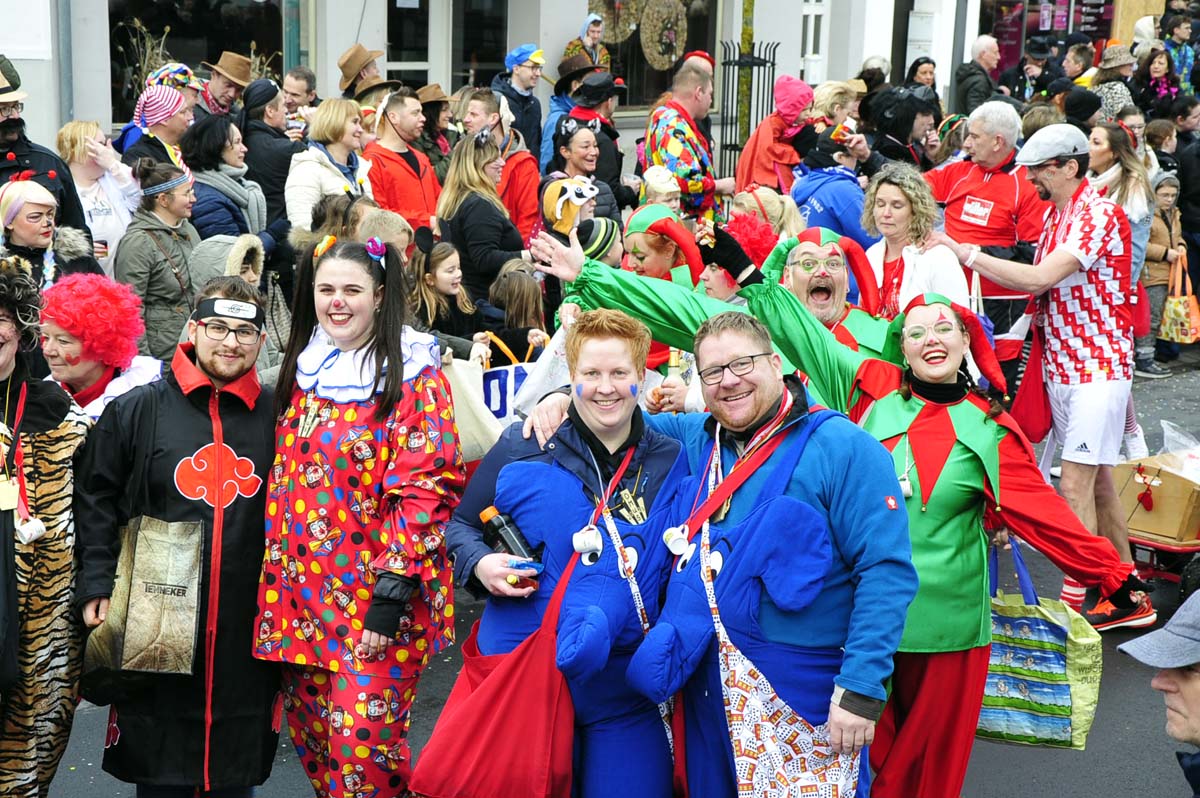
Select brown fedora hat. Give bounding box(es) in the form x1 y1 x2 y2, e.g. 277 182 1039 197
554 54 601 95
353 75 403 102
201 51 252 88
416 83 451 104
338 43 384 91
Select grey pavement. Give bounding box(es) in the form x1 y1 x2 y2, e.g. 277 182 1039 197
52 351 1200 797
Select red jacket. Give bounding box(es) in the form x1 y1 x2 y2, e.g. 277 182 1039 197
735 112 799 193
499 147 540 244
923 152 1051 298
363 141 441 234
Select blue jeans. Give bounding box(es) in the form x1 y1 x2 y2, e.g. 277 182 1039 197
135 787 253 798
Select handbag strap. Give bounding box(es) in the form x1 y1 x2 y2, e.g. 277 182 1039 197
988 543 1039 605
485 331 522 366
541 553 580 631
146 231 195 313
1170 251 1193 298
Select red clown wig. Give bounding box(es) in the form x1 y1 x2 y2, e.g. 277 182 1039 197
41 274 144 370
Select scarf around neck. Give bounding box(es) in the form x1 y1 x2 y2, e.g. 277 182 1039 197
1089 161 1151 223
193 163 267 233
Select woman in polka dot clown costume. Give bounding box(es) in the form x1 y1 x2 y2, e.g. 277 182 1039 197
253 235 465 797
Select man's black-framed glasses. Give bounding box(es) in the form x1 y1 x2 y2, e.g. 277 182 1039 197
198 320 260 345
698 352 773 385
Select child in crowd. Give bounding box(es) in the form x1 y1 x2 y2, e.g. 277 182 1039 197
487 268 549 362
355 207 414 252
641 164 681 211
1145 118 1179 174
1143 170 1183 365
410 237 490 362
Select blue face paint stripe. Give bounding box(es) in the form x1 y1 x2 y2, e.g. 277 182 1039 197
630 384 638 397
575 384 584 397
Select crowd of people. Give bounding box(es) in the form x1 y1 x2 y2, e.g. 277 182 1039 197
0 5 1194 797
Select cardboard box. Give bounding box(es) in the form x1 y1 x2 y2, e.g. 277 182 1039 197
1115 455 1200 542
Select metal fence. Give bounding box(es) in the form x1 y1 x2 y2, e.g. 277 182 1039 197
716 40 780 177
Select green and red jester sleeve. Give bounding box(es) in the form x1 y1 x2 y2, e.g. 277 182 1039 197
988 423 1133 598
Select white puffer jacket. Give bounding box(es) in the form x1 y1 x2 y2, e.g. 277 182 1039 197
284 145 373 231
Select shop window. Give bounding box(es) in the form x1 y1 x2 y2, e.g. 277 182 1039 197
594 2 717 108
109 0 283 122
451 0 509 90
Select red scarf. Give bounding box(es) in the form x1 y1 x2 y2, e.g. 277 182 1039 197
71 366 117 408
200 83 228 116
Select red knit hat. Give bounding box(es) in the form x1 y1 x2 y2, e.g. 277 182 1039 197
898 293 1007 395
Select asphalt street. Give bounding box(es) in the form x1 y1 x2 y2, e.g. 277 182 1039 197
52 360 1200 797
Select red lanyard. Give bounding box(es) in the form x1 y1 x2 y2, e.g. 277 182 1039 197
591 445 637 526
684 390 794 540
5 383 28 520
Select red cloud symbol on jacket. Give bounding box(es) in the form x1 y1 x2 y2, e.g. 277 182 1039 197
174 442 263 509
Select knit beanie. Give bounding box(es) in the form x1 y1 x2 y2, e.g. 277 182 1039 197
134 85 186 130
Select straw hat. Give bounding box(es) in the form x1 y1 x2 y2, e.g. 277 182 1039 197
338 43 384 91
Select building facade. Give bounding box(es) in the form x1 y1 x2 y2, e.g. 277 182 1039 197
7 0 1155 160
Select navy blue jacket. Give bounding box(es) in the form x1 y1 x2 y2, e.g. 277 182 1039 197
190 182 285 258
491 72 543 157
445 417 682 599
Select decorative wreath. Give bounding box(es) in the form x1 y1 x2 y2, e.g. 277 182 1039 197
589 0 643 45
639 0 688 72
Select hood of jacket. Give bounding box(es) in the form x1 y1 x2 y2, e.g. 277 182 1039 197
125 208 193 236
549 93 576 116
491 72 537 109
955 60 990 86
791 166 859 206
503 128 531 157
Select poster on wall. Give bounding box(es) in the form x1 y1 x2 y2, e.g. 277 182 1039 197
0 0 52 60
992 1 1027 71
1074 0 1113 42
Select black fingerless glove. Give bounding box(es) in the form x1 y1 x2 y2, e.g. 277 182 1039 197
362 572 420 636
1106 573 1152 610
701 227 763 286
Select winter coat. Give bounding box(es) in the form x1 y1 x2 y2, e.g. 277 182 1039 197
1174 140 1200 231
591 177 622 227
120 133 179 170
491 72 543 155
411 127 457 186
439 194 525 300
113 209 201 361
284 145 373 231
243 120 305 224
190 166 287 261
0 133 89 233
1145 202 1183 287
498 131 541 242
998 58 1064 102
1132 76 1181 120
953 60 997 115
874 134 934 171
540 94 576 172
74 345 280 789
363 141 441 234
0 225 103 288
736 112 801 193
790 166 879 250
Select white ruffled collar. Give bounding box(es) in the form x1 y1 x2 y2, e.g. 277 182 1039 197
295 325 440 402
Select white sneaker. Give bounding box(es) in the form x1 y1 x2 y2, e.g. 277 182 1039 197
1124 427 1150 460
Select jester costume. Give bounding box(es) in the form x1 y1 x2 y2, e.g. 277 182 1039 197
253 328 465 798
643 101 719 220
738 271 1136 797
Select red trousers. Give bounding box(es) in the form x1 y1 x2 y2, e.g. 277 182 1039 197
869 645 991 798
283 665 421 798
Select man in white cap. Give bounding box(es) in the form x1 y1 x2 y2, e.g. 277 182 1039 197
1120 591 1200 793
0 54 88 233
935 123 1151 633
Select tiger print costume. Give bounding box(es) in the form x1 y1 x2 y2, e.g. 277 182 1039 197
0 382 90 798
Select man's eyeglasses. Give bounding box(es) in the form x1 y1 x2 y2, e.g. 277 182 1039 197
198 320 260 345
790 256 846 274
0 103 24 119
519 62 544 73
698 352 772 385
902 320 960 344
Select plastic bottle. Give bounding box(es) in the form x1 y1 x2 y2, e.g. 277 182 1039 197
479 506 541 562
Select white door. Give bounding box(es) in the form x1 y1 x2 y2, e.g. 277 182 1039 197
800 0 831 84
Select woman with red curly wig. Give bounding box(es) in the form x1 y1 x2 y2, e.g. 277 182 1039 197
40 273 162 418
